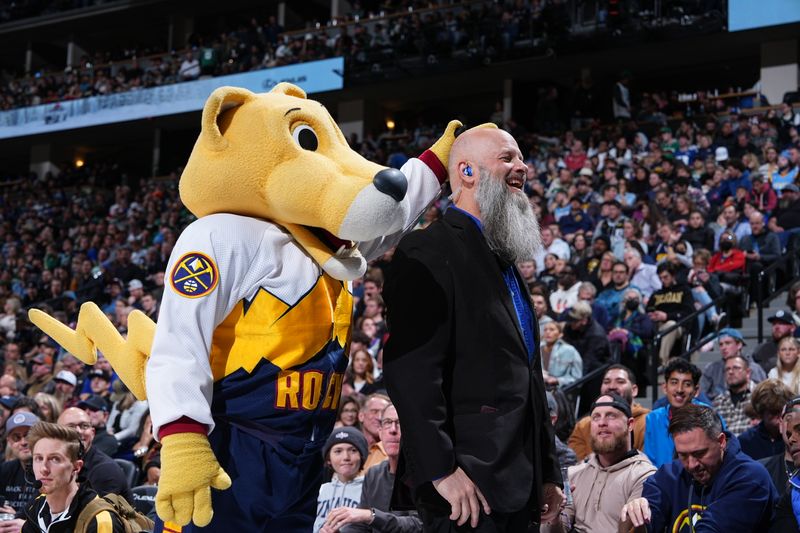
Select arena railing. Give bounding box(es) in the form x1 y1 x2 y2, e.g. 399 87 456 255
756 236 800 343
647 300 715 405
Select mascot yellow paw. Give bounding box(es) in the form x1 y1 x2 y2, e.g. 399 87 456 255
156 433 232 526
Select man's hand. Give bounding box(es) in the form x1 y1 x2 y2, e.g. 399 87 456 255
746 251 760 261
540 482 564 524
432 467 491 528
0 518 25 533
648 310 667 322
620 497 651 528
321 507 373 532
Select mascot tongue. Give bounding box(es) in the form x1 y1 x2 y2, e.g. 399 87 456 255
282 222 366 281
306 226 353 253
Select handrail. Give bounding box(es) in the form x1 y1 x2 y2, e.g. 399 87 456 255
652 300 715 341
756 244 800 343
649 299 715 405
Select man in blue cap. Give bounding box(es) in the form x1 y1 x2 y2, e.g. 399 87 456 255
698 328 766 401
0 411 40 526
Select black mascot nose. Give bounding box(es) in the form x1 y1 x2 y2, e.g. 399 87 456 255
373 168 408 202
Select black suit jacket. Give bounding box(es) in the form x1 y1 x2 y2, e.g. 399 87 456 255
383 208 561 516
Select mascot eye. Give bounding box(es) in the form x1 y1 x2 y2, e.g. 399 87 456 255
292 125 319 151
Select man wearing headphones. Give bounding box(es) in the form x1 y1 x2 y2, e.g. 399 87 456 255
56 408 132 504
22 421 125 532
384 127 562 531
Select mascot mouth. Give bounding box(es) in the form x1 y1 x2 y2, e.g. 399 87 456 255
306 226 357 253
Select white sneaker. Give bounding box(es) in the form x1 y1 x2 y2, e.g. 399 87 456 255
701 341 715 352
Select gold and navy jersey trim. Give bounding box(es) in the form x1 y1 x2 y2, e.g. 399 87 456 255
209 273 353 380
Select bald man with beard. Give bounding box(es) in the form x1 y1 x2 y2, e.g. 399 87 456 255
384 127 563 532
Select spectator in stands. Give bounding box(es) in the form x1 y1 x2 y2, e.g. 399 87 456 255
714 202 751 251
0 297 20 340
709 231 746 283
178 51 200 80
622 404 777 532
769 337 800 392
644 358 705 468
699 328 767 400
624 248 660 301
595 260 636 324
609 287 654 370
545 393 655 533
755 311 799 371
569 364 649 462
328 403 423 532
33 393 61 424
77 395 118 457
56 407 132 503
345 349 375 395
545 392 576 470
741 379 793 461
646 262 694 366
594 200 627 258
335 396 362 430
358 394 390 472
652 221 693 270
85 368 112 403
0 412 40 523
534 226 571 274
686 249 723 336
586 248 614 292
22 422 128 533
742 208 780 273
747 174 778 215
562 301 610 374
50 370 78 410
682 210 715 252
771 396 800 531
576 282 611 330
712 355 757 436
549 265 580 315
540 321 582 388
25 353 53 397
558 197 593 240
789 281 800 336
314 426 367 533
106 381 148 456
768 184 800 249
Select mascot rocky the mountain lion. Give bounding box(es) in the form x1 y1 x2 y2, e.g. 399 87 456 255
30 82 491 532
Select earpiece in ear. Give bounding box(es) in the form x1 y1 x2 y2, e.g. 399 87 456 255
463 165 473 177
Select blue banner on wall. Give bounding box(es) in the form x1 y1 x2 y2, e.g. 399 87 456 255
0 57 344 140
729 0 800 31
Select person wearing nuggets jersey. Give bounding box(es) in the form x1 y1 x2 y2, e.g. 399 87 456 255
28 85 487 533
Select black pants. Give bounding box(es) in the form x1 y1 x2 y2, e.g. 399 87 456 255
415 482 537 533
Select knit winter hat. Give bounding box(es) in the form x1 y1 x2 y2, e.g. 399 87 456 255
322 426 368 467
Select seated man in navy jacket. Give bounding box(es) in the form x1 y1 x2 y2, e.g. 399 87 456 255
621 404 777 532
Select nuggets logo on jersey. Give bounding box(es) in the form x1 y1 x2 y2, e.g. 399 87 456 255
672 504 706 532
170 252 219 298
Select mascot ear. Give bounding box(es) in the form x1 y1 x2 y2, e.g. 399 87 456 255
201 86 256 152
270 82 307 99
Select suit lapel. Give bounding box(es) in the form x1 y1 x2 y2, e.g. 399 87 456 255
444 209 528 359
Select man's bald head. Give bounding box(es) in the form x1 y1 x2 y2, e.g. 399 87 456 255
449 127 518 190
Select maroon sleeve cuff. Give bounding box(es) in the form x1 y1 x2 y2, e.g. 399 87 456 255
158 416 208 440
418 150 448 185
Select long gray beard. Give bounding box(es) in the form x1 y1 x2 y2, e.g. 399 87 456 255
475 167 542 263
